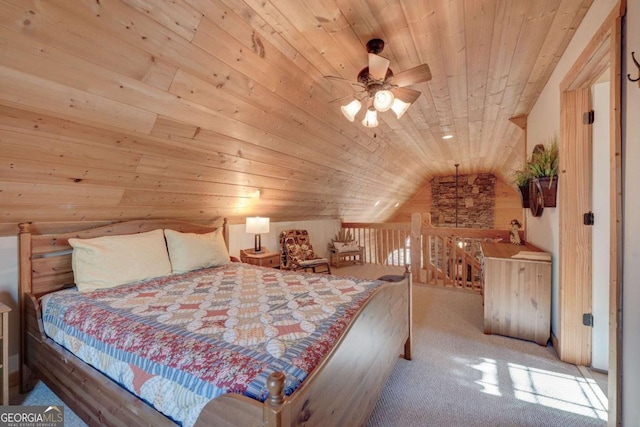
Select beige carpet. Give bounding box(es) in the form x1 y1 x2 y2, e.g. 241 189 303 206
363 283 607 426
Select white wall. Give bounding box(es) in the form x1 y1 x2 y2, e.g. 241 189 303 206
526 0 619 339
0 236 19 373
622 0 640 423
591 81 611 372
227 218 341 260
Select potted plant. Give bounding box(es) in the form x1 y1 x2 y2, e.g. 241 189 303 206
512 168 534 208
528 140 559 207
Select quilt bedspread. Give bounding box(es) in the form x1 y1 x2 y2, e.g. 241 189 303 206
41 263 384 426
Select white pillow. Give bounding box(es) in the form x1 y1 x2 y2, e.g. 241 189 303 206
69 229 172 293
164 228 230 274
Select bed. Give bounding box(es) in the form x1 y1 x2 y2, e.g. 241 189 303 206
18 219 412 427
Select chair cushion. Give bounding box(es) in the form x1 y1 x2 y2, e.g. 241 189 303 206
286 242 317 260
280 229 321 269
299 258 329 267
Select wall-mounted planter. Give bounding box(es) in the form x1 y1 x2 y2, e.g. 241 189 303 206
517 184 531 208
536 176 558 207
518 177 558 215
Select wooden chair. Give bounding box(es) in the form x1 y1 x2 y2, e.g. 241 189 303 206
279 229 331 274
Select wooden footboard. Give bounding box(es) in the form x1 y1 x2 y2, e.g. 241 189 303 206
19 220 411 427
261 270 412 427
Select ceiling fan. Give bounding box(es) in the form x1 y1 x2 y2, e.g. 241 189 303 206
326 38 432 128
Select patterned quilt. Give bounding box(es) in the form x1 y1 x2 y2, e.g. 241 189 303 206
41 263 384 426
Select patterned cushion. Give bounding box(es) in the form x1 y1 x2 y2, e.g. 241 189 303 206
279 230 321 269
299 258 329 267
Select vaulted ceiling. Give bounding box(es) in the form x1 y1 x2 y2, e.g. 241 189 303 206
0 0 592 228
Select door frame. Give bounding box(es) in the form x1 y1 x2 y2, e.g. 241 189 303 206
558 1 624 425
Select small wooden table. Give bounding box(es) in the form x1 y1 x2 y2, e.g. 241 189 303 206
240 247 281 268
0 301 10 405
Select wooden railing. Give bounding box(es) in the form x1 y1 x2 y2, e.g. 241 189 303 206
341 214 518 293
341 222 411 266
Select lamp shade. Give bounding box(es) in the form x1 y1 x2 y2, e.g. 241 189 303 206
340 99 362 121
362 108 379 127
373 89 395 112
390 98 411 119
246 217 270 234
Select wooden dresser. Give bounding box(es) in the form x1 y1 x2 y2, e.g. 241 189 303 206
240 248 281 268
481 242 551 346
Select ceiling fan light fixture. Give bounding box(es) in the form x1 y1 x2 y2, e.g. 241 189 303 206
362 108 379 128
328 39 431 128
373 89 395 112
391 98 411 120
341 99 362 121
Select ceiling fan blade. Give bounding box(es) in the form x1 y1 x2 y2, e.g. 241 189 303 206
325 75 355 83
329 93 358 104
369 53 390 81
324 75 366 92
391 87 421 104
390 64 432 87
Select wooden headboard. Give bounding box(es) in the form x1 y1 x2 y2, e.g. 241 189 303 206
18 219 228 298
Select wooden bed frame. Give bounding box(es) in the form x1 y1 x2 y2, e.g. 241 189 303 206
18 219 412 427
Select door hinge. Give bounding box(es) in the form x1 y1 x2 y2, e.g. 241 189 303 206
583 110 595 124
583 313 594 327
583 211 594 225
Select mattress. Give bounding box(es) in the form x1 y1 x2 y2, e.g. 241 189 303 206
41 263 383 426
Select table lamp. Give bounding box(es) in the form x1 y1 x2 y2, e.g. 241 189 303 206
246 217 270 253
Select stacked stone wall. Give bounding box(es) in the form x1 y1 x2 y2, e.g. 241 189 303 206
431 173 495 229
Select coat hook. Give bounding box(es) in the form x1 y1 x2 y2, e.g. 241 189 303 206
628 51 640 86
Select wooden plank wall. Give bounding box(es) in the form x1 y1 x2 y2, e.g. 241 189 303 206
388 177 523 228
494 179 524 229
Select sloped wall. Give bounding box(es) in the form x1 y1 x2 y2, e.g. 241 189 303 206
388 176 523 228
388 182 432 223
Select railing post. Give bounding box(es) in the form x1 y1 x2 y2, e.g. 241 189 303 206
411 213 422 283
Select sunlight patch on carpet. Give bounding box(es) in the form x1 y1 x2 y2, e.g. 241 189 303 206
508 363 608 421
467 359 608 421
469 358 502 396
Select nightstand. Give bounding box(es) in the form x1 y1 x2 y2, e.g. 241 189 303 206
240 248 281 268
0 301 10 405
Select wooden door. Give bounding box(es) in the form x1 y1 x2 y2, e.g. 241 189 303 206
559 88 593 366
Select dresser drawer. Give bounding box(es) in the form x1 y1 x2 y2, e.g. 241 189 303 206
240 249 280 269
259 254 280 268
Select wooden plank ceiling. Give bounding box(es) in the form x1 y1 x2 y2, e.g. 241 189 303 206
0 0 592 227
